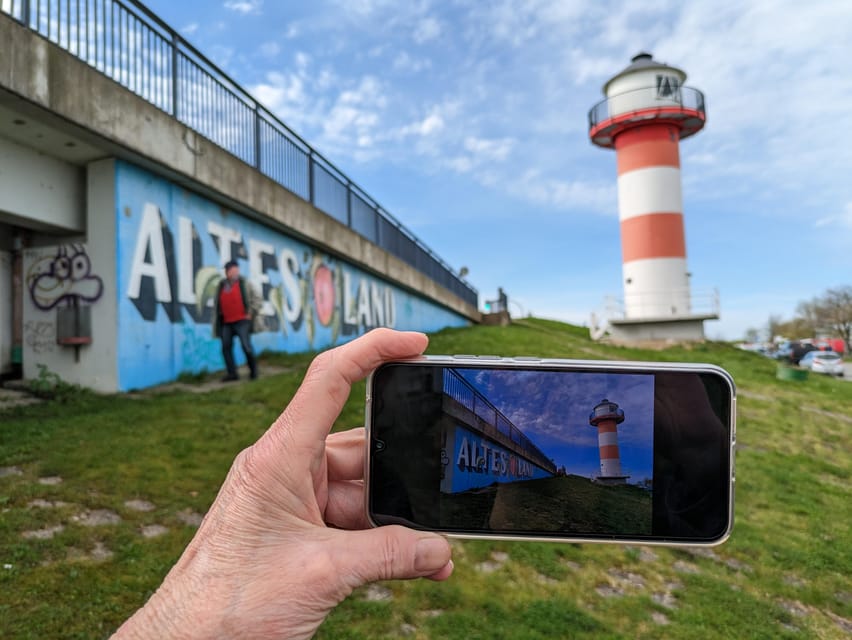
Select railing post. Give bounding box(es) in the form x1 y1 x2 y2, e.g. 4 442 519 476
20 0 31 26
345 180 352 227
170 33 179 119
308 151 315 204
253 102 261 170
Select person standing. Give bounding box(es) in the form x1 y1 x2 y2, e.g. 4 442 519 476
213 260 264 381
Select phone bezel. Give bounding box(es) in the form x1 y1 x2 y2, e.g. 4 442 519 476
365 355 736 547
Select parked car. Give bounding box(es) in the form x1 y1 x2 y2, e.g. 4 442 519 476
799 351 844 376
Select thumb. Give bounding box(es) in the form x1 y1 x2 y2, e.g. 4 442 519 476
332 526 453 586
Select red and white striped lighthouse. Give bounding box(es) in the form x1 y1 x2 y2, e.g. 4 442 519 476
589 398 628 484
589 53 716 339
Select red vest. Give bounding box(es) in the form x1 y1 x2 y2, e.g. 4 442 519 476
219 283 248 323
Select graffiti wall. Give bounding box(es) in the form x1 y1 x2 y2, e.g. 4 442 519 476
441 424 554 493
115 161 468 390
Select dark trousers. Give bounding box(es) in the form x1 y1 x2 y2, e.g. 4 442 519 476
221 319 257 377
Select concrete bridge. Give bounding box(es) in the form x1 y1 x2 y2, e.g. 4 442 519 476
0 0 479 391
441 369 556 493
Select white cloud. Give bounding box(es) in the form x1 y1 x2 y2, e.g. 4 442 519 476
392 51 432 73
413 16 441 44
258 42 280 57
815 202 852 229
224 0 262 15
181 23 199 36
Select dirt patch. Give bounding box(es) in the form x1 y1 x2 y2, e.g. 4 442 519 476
0 466 24 478
673 560 700 574
638 547 659 563
475 551 509 574
651 612 670 625
596 585 624 598
37 476 63 486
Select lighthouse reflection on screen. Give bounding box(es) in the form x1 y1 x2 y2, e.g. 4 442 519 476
439 368 655 534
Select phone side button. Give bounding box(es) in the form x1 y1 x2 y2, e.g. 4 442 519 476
513 356 541 362
453 354 477 359
477 355 502 360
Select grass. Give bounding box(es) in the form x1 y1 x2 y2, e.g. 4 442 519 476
1 318 850 639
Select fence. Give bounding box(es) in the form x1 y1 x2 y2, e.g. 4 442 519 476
588 84 706 131
443 368 556 473
0 0 478 307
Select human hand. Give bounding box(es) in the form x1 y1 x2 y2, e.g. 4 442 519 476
114 329 453 640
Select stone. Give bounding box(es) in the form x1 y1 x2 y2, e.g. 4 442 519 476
673 560 700 574
535 572 558 585
652 591 678 610
563 560 581 570
124 499 156 512
490 551 509 563
22 524 64 540
596 585 624 598
362 584 393 602
475 560 503 574
399 623 417 636
72 509 121 526
37 476 63 486
0 466 23 478
90 542 114 561
825 610 852 634
651 612 670 625
724 556 752 572
608 568 645 589
176 509 204 527
782 574 807 588
638 547 659 563
422 609 443 618
686 547 720 561
27 499 71 509
777 599 808 618
140 524 168 538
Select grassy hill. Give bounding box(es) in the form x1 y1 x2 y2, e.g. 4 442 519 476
442 475 652 536
1 318 850 638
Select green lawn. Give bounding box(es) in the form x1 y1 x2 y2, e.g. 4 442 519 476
1 318 850 639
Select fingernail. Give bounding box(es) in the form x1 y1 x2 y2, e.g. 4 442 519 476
414 537 450 573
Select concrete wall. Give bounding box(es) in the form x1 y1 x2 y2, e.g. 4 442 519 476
0 13 478 322
0 135 84 232
20 159 117 390
115 161 468 390
0 244 11 374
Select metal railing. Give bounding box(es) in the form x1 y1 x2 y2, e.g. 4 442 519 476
443 368 556 473
1 0 478 307
603 288 720 321
588 85 705 131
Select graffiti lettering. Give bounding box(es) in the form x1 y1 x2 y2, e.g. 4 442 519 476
24 320 55 354
27 244 104 311
126 202 396 337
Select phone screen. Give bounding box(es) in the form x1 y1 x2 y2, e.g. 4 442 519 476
368 362 734 543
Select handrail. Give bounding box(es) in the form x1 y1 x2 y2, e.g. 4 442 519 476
1 0 478 307
588 85 706 130
443 369 556 473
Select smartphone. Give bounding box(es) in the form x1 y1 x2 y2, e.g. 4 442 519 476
365 356 735 546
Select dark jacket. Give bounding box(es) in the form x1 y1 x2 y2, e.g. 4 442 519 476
212 277 264 338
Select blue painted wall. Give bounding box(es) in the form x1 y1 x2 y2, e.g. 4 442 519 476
441 424 554 493
115 161 468 390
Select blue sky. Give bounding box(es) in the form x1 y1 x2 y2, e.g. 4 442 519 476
145 0 852 339
456 368 654 482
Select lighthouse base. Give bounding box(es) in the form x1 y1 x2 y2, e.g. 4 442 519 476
604 314 716 343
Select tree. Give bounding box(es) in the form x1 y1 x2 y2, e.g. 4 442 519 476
818 286 852 352
744 327 760 342
767 314 783 341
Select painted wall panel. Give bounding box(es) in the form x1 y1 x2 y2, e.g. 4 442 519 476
115 161 468 390
441 424 554 494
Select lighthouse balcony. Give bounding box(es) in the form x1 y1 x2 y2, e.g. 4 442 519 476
588 86 706 148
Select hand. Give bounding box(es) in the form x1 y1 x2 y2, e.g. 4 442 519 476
114 329 453 640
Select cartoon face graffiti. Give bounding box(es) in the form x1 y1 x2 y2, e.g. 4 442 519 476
28 245 104 311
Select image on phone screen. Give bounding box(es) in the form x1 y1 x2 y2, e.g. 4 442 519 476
439 368 654 535
368 362 733 543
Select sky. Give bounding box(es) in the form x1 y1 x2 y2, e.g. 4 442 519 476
144 0 852 340
456 368 654 482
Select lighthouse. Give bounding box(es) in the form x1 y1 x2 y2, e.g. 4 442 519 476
589 398 629 485
588 53 718 342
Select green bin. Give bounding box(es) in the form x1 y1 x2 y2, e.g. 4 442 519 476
777 365 808 382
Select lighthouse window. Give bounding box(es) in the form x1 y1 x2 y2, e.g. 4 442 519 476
656 74 681 102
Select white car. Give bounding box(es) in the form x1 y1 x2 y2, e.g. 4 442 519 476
799 351 844 376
